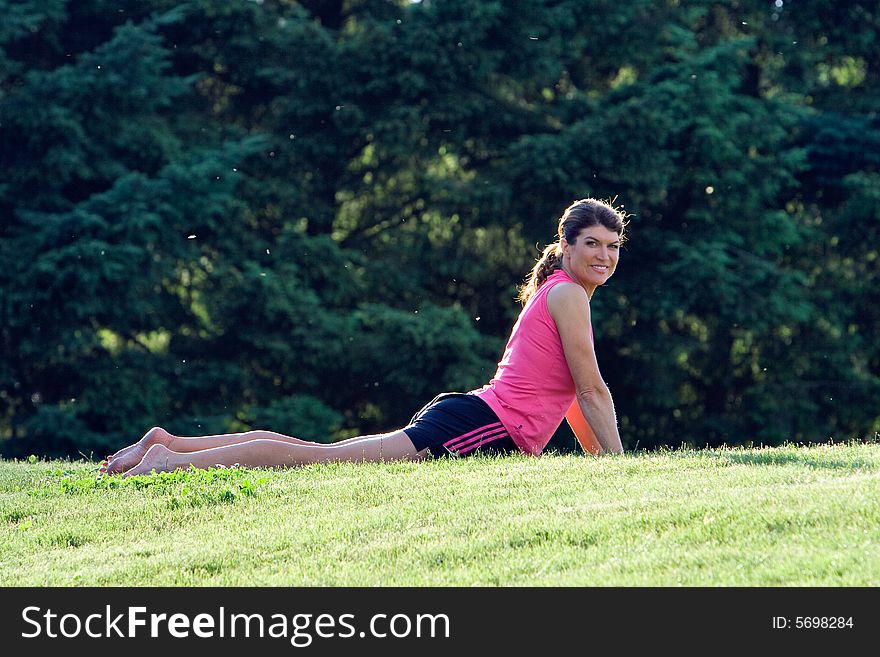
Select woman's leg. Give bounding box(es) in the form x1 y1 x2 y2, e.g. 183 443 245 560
101 427 175 474
103 426 371 474
122 429 427 477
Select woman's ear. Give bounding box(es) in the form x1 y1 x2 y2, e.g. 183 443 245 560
560 238 570 258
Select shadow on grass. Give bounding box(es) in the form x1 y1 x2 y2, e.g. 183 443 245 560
720 450 876 471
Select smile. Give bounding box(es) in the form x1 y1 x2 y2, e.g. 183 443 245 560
590 265 609 273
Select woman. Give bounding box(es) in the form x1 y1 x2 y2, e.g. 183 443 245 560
102 198 625 477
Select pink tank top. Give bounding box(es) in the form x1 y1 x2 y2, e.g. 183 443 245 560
472 269 592 455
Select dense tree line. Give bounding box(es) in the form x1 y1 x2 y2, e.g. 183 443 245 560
1 0 878 458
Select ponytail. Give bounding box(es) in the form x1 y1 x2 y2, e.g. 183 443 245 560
517 242 563 304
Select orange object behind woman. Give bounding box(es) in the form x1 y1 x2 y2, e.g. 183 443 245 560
565 399 603 455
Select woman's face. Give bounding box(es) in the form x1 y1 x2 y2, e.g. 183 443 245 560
560 225 621 289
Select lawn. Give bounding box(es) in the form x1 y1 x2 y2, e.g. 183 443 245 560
1 442 878 586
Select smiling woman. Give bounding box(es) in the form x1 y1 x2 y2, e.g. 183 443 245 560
517 199 625 304
500 198 628 455
100 198 628 477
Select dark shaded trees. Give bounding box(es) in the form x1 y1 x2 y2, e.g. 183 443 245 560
2 0 878 457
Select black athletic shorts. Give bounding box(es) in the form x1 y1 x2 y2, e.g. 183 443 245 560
403 392 521 458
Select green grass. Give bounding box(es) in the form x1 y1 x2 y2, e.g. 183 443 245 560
1 442 878 586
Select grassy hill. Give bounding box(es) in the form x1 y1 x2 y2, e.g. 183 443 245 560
1 442 878 585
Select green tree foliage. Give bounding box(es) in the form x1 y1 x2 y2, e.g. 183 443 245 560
1 0 878 457
0 3 268 455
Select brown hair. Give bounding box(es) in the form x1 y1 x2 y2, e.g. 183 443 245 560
517 198 627 304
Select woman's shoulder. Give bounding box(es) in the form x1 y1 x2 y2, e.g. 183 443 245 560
546 280 589 303
546 281 590 321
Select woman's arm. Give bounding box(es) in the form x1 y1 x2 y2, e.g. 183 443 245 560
547 283 623 455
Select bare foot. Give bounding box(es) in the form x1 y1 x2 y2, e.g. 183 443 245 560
102 427 173 475
123 444 177 477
